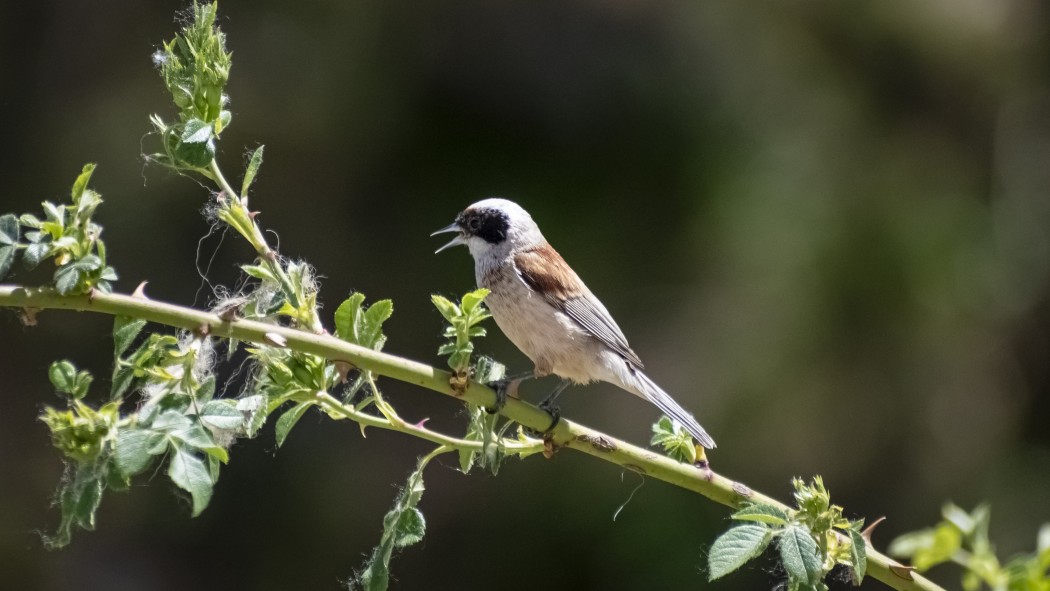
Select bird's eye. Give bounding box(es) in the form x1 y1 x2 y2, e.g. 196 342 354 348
468 217 481 231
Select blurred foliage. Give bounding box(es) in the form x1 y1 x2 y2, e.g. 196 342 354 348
890 504 1050 591
1 0 1049 589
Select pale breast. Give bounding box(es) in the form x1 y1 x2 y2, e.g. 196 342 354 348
476 259 604 383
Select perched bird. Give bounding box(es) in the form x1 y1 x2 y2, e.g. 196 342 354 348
432 198 716 448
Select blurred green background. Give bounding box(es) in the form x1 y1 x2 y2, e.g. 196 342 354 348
2 1 1049 589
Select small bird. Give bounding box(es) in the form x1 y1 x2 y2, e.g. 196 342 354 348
433 198 716 448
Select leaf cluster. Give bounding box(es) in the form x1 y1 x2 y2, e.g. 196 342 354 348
148 1 231 170
0 164 117 294
650 415 700 464
39 317 244 546
889 504 1050 590
432 288 491 374
354 449 438 591
707 477 867 590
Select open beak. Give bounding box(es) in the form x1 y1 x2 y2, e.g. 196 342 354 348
431 223 465 253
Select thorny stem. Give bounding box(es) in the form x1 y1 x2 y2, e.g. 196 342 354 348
207 158 321 333
0 285 944 591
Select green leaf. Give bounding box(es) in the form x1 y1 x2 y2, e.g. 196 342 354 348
0 245 16 280
110 366 135 399
275 401 312 447
334 293 366 341
237 394 268 437
54 264 81 295
181 118 214 143
708 523 773 580
113 316 147 358
167 445 213 516
357 452 432 591
779 525 823 585
23 241 50 269
394 507 425 547
430 294 458 322
198 399 244 431
733 503 791 526
848 528 867 584
46 463 105 548
174 136 215 167
0 213 19 245
460 288 489 313
114 429 164 476
362 299 393 350
888 523 963 571
241 263 276 282
70 163 96 201
457 447 476 475
49 360 77 394
241 145 264 196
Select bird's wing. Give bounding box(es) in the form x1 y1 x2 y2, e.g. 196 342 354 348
514 245 645 369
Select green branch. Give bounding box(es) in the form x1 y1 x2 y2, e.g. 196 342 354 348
0 284 943 591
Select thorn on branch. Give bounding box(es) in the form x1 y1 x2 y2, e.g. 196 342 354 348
889 563 917 580
862 516 886 543
132 281 149 298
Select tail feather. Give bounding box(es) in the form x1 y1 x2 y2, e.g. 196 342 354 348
629 370 716 449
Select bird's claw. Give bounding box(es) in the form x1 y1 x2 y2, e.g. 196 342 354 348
523 400 560 436
484 378 509 414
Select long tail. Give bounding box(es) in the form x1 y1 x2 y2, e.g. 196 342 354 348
623 369 716 449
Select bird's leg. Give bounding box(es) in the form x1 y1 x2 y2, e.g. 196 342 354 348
536 379 570 433
484 371 535 414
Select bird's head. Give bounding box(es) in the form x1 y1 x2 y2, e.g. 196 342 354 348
432 198 544 259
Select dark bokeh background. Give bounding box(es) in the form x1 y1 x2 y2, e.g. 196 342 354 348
2 1 1049 589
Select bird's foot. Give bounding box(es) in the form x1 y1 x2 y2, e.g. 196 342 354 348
484 378 510 414
539 399 561 433
522 399 560 437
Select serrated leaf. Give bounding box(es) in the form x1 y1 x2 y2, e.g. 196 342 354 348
849 528 867 584
199 399 244 430
110 366 135 399
458 447 476 474
237 395 268 437
71 163 96 200
362 299 393 349
180 118 213 143
394 507 425 547
197 375 216 403
167 445 213 516
0 245 16 280
23 241 50 269
779 525 823 585
460 288 489 313
334 293 366 341
733 503 791 526
430 295 458 322
114 429 164 476
275 401 312 447
241 145 264 196
708 523 773 580
54 264 81 295
171 422 220 451
113 316 147 358
0 214 19 245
